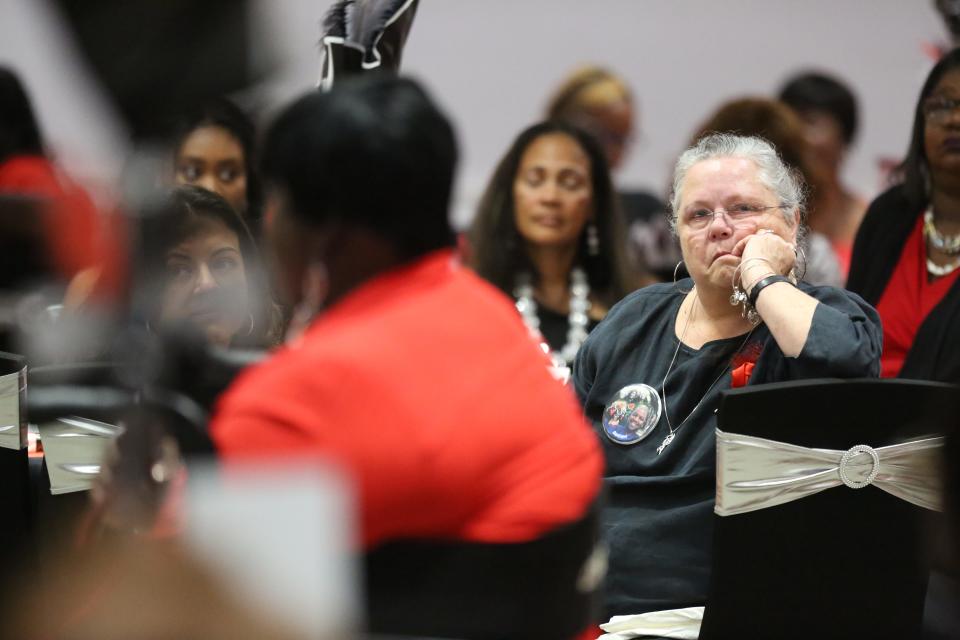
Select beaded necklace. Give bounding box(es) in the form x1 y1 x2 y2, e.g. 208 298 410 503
514 267 591 365
924 206 960 276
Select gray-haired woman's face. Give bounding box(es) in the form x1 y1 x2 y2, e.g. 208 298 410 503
676 157 798 291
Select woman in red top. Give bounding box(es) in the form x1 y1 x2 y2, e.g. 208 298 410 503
0 66 106 284
848 49 960 382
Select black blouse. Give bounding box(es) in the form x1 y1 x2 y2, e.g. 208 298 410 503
847 184 960 382
535 303 600 360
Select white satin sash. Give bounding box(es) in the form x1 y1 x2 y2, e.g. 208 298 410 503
715 429 944 516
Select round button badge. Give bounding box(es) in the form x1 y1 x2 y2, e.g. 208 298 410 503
602 383 662 446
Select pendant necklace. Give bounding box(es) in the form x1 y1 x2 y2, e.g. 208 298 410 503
657 290 756 455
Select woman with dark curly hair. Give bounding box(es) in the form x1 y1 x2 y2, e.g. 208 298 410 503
468 121 639 366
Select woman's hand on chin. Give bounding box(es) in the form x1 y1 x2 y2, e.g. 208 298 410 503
733 229 796 286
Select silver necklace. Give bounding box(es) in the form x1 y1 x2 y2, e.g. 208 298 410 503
926 256 960 277
514 267 591 365
657 291 756 455
924 206 960 255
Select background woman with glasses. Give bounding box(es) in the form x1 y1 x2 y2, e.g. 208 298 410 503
573 133 880 625
847 48 960 382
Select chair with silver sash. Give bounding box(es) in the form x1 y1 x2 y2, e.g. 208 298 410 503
699 378 958 640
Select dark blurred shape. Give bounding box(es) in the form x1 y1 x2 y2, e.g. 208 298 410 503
0 64 107 292
0 68 44 160
0 352 31 591
52 0 254 140
1 539 310 640
0 196 52 292
937 0 960 45
319 0 420 90
942 413 960 639
779 71 859 146
366 507 599 639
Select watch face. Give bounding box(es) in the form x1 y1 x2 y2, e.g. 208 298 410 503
602 383 662 445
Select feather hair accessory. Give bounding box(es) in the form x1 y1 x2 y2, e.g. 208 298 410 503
318 0 420 90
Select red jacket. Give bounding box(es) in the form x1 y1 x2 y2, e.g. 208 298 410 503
211 250 602 549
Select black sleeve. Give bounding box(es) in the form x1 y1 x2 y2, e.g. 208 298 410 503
846 185 917 304
786 286 882 379
571 286 653 407
571 334 595 407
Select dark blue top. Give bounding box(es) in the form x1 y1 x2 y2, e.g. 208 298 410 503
572 279 881 618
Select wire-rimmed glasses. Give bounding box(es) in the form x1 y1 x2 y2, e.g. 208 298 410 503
923 96 960 125
683 203 785 231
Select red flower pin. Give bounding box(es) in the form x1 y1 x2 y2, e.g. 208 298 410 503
730 340 764 388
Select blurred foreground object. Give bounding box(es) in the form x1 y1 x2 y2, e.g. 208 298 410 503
2 539 316 640
52 0 260 140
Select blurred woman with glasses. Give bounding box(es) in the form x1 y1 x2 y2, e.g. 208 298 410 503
544 65 675 281
779 71 867 278
847 48 960 381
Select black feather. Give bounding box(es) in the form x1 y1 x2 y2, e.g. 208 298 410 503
321 0 352 39
348 0 413 51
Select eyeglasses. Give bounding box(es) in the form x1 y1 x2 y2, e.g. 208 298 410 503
683 203 784 230
923 97 960 124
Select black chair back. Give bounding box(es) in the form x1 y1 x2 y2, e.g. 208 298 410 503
365 504 600 640
700 378 960 640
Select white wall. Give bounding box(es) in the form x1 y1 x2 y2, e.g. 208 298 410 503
1 0 948 226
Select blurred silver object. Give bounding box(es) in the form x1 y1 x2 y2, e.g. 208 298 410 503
36 416 121 494
0 367 26 451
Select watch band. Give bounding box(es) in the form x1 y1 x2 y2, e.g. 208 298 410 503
747 274 792 306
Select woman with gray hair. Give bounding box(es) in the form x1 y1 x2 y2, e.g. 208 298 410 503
573 133 881 628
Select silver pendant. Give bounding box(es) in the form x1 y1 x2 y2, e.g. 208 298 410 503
656 432 675 455
601 383 662 446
